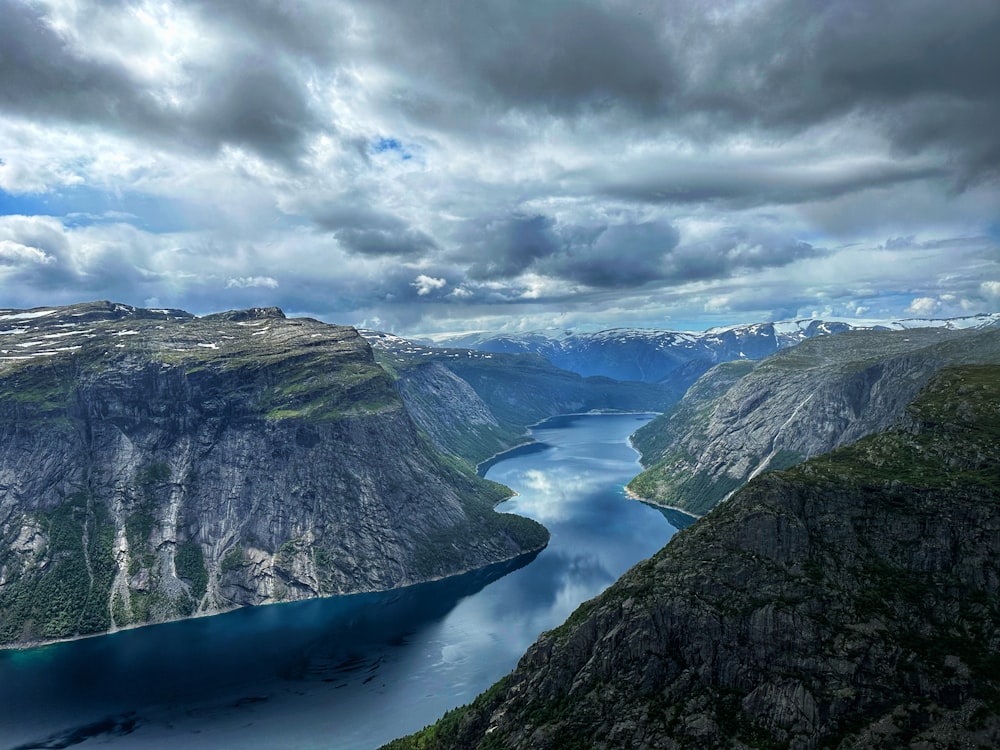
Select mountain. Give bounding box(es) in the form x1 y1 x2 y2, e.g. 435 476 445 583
384 364 1000 749
418 314 1000 390
362 331 676 467
628 325 1000 516
0 301 547 647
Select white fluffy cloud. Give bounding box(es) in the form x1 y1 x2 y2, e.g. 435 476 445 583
906 297 942 316
226 276 279 289
412 274 447 296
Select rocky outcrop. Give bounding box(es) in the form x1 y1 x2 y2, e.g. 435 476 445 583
384 365 1000 749
0 302 547 647
629 325 1000 515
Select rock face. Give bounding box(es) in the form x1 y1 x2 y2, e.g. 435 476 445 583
0 302 547 647
364 331 677 466
629 325 1000 515
385 365 1000 750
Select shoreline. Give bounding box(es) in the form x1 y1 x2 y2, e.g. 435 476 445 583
0 539 548 654
623 485 702 521
6 412 658 654
475 410 662 476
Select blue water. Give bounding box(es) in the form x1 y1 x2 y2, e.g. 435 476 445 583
0 413 676 749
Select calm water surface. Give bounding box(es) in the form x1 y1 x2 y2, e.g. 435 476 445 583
0 413 676 749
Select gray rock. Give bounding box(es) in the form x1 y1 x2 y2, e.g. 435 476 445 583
629 325 1000 515
0 302 548 646
384 365 1000 750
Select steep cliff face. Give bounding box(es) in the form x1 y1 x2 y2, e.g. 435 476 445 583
365 332 676 466
385 365 1000 750
629 325 1000 515
0 302 547 646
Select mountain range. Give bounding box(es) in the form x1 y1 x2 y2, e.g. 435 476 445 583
417 314 1000 394
4 299 1000 748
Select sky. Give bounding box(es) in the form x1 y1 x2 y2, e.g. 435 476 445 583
0 0 999 335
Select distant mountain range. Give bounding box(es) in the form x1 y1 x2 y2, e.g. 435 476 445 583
360 330 675 466
414 313 1000 390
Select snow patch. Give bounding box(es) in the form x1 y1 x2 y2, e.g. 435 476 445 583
0 310 56 321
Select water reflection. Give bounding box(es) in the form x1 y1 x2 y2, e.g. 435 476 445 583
0 413 676 750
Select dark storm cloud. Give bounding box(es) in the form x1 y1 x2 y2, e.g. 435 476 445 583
334 226 437 258
0 0 323 163
536 221 680 289
184 0 343 63
363 0 1000 178
592 158 945 208
458 215 562 281
304 201 437 258
666 228 818 282
365 0 677 116
183 53 321 163
0 1 165 132
672 0 1000 180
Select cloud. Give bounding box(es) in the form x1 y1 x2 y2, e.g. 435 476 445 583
981 281 1000 298
412 274 447 296
0 0 323 164
459 215 561 281
0 1 996 333
591 155 944 209
0 239 55 266
905 296 942 316
226 276 279 289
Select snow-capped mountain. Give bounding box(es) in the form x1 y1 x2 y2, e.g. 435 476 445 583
413 313 1000 385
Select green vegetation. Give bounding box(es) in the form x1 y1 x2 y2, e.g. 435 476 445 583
788 365 1000 492
136 462 171 487
627 453 747 515
220 545 244 574
379 365 1000 749
0 499 117 644
111 592 129 626
174 540 208 600
380 676 512 750
0 359 75 414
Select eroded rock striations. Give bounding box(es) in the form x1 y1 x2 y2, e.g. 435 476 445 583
385 364 1000 749
0 302 547 647
629 325 1000 515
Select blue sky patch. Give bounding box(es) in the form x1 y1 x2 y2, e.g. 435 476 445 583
371 137 412 160
0 186 206 233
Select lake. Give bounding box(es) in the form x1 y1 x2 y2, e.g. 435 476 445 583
0 413 678 750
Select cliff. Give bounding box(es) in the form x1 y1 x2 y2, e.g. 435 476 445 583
364 331 676 466
0 302 547 647
628 325 1000 515
385 364 1000 749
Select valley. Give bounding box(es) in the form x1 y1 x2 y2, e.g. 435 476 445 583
387 365 1000 749
2 301 998 749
